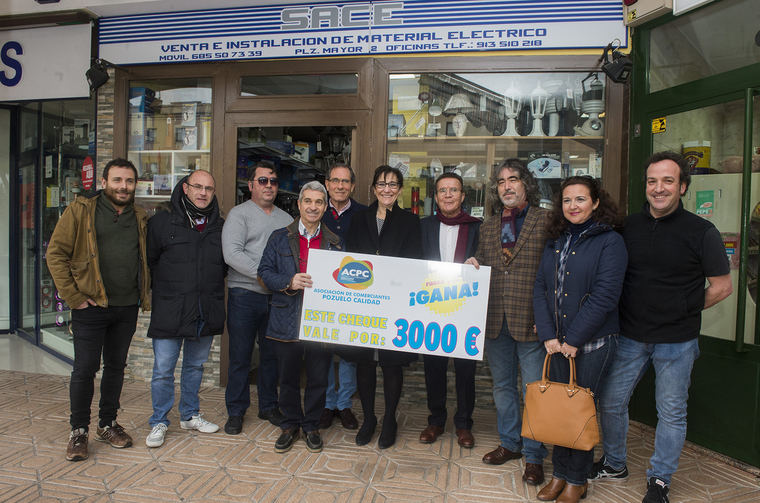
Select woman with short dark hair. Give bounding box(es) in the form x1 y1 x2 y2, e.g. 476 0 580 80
344 165 422 449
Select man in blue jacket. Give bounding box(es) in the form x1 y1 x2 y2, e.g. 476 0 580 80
418 173 481 449
145 170 226 448
258 181 342 453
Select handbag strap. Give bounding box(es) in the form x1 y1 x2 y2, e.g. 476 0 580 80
542 353 580 387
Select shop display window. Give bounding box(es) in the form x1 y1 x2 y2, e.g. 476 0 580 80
37 99 96 358
386 72 605 217
649 0 760 93
241 74 359 96
128 78 212 216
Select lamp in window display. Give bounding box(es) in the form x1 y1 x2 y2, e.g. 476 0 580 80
528 82 549 137
575 74 604 136
501 83 522 137
444 92 476 137
426 97 443 136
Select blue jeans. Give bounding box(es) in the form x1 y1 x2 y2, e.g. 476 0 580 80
225 288 279 417
149 336 214 427
325 357 357 410
548 336 617 485
598 336 700 485
485 319 548 464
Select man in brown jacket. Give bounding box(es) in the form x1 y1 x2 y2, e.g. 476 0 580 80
466 158 549 486
46 158 151 462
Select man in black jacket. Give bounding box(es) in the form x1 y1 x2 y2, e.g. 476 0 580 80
418 173 481 449
144 170 226 448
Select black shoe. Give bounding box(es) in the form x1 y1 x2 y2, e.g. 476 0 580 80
355 415 377 446
224 416 243 435
319 408 335 430
642 477 670 503
274 428 299 453
304 430 323 452
258 408 284 427
378 417 397 450
338 408 359 430
588 456 629 480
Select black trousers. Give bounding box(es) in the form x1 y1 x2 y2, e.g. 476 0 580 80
273 340 332 432
422 355 476 430
69 305 138 430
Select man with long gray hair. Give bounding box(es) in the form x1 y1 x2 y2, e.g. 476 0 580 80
465 158 549 485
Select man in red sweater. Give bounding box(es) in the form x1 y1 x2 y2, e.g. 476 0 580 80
257 181 343 453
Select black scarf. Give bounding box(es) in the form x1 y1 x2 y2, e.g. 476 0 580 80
181 193 215 228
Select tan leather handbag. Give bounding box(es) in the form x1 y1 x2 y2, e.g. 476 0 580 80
521 353 600 451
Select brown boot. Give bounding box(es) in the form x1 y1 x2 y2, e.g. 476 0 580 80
537 478 566 501
66 428 89 461
556 482 588 503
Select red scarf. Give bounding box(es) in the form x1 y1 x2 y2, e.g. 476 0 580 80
436 210 481 263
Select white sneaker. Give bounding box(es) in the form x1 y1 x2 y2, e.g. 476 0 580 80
180 413 219 433
146 423 168 448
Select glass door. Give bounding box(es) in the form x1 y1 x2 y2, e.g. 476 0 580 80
18 104 39 340
652 93 760 345
235 125 355 216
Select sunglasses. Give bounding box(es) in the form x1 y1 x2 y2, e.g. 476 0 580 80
254 177 279 186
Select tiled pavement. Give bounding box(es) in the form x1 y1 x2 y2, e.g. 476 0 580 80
1 370 758 502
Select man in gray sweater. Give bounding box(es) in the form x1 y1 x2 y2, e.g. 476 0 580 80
222 160 293 434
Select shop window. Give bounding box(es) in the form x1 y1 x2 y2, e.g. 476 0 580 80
649 0 760 93
240 74 358 96
128 78 212 216
386 72 605 217
656 98 760 344
38 99 96 357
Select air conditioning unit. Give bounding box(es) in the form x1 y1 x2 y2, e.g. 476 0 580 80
623 0 673 27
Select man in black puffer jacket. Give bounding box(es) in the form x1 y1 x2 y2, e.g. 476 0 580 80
144 170 226 448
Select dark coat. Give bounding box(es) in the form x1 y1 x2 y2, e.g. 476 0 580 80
321 197 367 241
258 220 342 342
533 223 628 348
475 206 549 341
146 177 226 339
346 201 423 259
420 214 481 262
345 201 422 366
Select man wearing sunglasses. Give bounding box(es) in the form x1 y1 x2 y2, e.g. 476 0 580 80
318 163 366 431
222 160 293 434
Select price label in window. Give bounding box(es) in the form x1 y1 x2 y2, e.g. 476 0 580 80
651 117 666 134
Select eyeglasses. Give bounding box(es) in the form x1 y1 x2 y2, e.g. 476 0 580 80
327 178 352 185
375 182 400 190
186 183 215 193
254 177 279 187
437 187 461 195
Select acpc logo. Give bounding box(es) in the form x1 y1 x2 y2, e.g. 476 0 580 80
333 256 374 290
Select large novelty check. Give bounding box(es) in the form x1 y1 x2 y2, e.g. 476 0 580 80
299 249 491 360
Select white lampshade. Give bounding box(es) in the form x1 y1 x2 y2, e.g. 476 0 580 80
444 93 475 113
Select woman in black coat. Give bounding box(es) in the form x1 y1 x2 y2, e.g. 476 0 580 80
345 164 422 449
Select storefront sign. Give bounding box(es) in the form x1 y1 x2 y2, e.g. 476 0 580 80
300 250 491 360
99 1 627 64
0 25 91 101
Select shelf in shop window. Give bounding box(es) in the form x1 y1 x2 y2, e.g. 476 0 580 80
128 149 210 154
237 141 314 171
387 135 603 142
